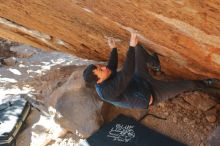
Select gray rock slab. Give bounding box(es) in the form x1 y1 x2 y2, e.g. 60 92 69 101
48 68 103 138
10 45 39 58
206 126 220 146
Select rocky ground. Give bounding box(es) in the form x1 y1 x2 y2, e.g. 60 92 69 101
0 38 220 146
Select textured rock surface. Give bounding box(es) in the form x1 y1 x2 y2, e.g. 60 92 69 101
183 91 217 111
0 0 220 80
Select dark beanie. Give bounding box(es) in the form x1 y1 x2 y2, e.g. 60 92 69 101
83 64 98 85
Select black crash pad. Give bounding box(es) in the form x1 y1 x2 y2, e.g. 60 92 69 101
86 115 186 146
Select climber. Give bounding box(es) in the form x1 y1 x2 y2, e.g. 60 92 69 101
83 32 220 109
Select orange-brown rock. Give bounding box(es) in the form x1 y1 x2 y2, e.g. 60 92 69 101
0 0 220 80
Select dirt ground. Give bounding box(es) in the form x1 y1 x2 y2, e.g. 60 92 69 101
0 39 219 146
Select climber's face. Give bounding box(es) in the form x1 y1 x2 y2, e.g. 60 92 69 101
93 65 112 83
147 53 161 72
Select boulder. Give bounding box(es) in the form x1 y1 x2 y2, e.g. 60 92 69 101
0 39 16 58
3 57 16 66
47 67 103 138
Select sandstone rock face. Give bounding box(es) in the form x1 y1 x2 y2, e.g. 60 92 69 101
47 68 103 138
0 0 220 80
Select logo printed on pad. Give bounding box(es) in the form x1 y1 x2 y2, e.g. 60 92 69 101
107 124 135 142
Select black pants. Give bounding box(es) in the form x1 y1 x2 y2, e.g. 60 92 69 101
135 44 220 105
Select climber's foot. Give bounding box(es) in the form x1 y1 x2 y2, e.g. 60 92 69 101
202 78 219 87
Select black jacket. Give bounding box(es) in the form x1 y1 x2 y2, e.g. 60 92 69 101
95 47 151 109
